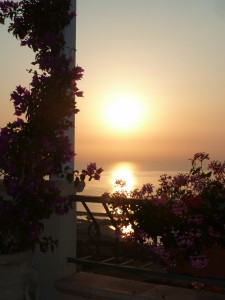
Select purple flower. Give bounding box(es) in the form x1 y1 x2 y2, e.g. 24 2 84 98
0 0 102 255
190 254 208 269
190 152 210 165
29 222 43 241
69 10 76 20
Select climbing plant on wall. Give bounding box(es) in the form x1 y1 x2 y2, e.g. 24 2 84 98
0 0 103 254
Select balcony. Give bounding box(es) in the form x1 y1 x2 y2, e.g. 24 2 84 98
54 194 225 299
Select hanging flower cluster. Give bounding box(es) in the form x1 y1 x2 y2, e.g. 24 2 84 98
106 153 225 270
0 0 103 254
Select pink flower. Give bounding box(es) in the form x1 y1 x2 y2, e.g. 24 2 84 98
151 244 174 266
94 173 100 180
175 232 195 248
74 66 84 80
69 10 76 19
172 173 189 187
187 214 203 225
190 152 210 164
190 254 208 269
87 162 96 173
171 202 187 216
208 160 225 181
208 226 221 239
75 91 83 97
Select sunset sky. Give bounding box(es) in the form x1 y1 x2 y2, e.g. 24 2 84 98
1 0 225 172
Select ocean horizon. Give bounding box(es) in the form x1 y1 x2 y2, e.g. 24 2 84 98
75 161 188 213
76 161 188 197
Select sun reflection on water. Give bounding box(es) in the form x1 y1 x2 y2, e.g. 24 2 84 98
109 163 136 235
111 162 135 192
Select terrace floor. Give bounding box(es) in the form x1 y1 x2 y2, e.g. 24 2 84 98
55 271 225 300
61 215 225 299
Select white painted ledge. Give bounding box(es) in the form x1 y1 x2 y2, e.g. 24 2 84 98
55 271 225 300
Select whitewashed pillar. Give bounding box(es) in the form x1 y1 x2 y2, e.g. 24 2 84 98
33 1 77 299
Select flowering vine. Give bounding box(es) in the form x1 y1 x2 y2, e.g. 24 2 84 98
106 153 225 270
0 0 103 254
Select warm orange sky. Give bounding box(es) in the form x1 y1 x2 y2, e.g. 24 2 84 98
1 0 225 171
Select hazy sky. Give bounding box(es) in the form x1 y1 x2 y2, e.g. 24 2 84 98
1 0 225 171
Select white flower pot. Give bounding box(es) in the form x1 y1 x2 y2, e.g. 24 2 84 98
0 250 39 300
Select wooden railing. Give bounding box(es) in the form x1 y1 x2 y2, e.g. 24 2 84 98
68 194 225 289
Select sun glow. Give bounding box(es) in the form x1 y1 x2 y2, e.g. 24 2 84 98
111 163 135 192
104 94 142 131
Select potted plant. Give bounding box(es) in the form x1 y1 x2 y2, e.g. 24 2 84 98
0 0 103 298
107 153 225 279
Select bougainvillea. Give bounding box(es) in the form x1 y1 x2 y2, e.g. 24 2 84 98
0 0 103 254
106 153 225 269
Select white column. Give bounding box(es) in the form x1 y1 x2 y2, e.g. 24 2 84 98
33 1 77 299
63 0 76 169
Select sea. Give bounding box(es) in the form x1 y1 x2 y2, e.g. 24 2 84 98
76 161 187 213
0 161 187 213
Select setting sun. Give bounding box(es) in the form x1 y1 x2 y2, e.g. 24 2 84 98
104 94 142 130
